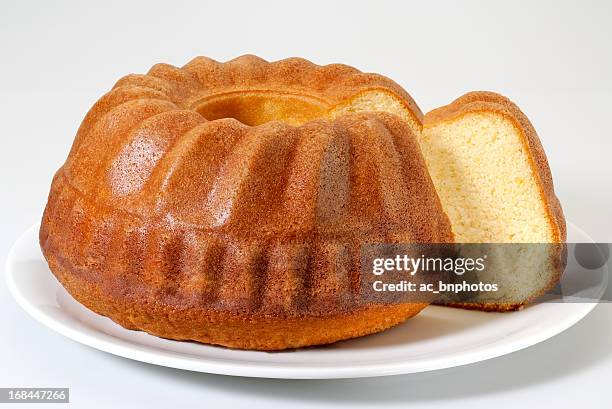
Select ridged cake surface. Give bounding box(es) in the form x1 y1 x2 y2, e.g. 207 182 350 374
40 55 453 350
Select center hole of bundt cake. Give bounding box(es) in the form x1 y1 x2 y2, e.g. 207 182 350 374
193 91 330 126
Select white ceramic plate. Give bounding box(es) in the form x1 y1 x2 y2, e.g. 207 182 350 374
6 223 602 379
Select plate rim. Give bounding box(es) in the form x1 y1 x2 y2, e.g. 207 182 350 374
5 222 599 379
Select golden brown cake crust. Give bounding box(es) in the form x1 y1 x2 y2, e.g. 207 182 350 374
43 239 426 350
424 91 567 311
40 56 452 350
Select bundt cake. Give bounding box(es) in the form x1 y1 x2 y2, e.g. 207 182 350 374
40 55 453 350
419 91 566 311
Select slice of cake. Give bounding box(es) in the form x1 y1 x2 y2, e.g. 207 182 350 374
419 91 566 311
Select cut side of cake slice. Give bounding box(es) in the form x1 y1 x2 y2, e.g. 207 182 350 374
420 91 567 311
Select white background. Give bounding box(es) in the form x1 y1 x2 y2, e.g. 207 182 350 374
1 0 611 408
